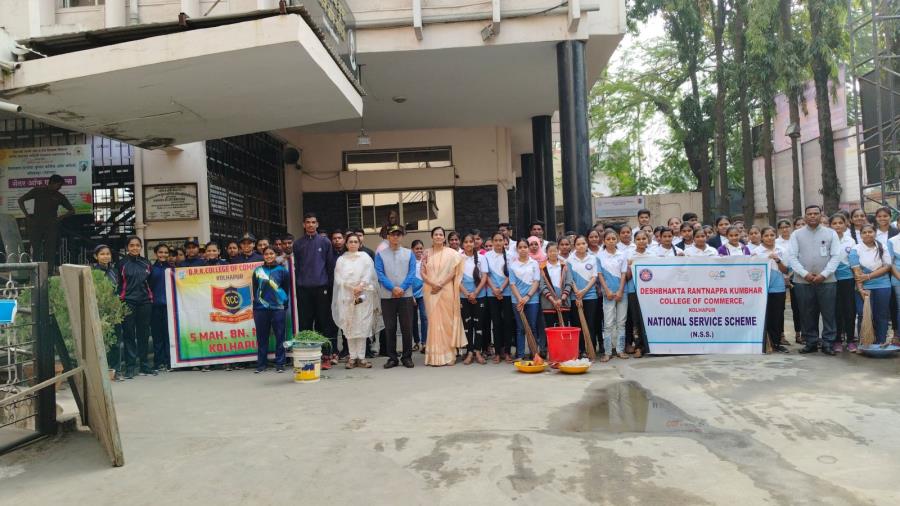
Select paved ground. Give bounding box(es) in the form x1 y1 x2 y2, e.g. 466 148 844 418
1 341 898 506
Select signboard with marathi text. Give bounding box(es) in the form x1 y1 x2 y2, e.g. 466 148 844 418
593 195 646 219
166 261 299 368
632 257 768 354
0 145 93 217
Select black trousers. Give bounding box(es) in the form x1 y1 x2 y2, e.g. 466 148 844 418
461 298 485 353
381 297 414 361
765 292 786 350
593 294 605 354
788 286 802 333
480 301 492 353
573 299 599 354
150 304 170 369
28 220 58 270
626 293 647 353
835 278 856 343
298 285 336 353
488 296 514 356
122 302 152 373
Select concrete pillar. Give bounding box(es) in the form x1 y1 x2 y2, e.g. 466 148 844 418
520 154 536 240
532 115 556 240
496 184 509 223
257 0 278 9
105 0 128 28
139 143 211 246
181 0 200 18
28 0 55 37
557 40 592 235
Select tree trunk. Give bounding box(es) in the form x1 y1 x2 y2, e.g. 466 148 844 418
779 0 803 218
734 0 755 223
763 106 777 225
713 0 729 217
808 0 841 213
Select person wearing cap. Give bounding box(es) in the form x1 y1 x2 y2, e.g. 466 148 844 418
178 238 206 267
293 213 338 365
232 233 263 264
375 224 418 368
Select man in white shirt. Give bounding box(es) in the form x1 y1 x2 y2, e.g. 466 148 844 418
529 221 550 250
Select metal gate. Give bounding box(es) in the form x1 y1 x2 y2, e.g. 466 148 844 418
0 262 54 454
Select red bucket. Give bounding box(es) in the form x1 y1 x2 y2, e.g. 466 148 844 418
546 326 580 363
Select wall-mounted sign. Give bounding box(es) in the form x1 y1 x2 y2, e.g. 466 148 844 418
143 183 199 222
593 195 646 219
0 144 93 218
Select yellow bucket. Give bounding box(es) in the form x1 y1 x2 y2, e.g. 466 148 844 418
292 344 321 383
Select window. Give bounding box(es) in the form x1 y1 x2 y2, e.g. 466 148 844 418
57 0 105 7
343 147 452 171
349 190 454 234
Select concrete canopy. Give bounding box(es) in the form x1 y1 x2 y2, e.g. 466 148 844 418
0 14 363 149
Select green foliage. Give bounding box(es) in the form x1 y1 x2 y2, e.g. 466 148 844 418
49 271 129 355
289 329 332 354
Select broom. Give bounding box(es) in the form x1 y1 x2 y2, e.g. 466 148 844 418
575 302 597 361
858 292 876 348
538 266 566 326
516 307 544 365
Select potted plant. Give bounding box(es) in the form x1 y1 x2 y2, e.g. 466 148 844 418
283 330 331 383
49 272 129 379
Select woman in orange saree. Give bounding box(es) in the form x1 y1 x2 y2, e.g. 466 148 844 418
422 227 467 366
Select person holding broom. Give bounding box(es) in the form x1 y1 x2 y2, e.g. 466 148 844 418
850 224 893 345
508 239 542 360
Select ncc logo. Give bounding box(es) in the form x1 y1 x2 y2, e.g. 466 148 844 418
639 269 653 282
212 285 251 314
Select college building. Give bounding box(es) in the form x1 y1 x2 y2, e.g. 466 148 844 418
0 0 625 256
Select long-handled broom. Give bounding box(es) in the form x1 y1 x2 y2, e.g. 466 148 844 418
859 292 876 348
575 302 597 361
517 308 544 365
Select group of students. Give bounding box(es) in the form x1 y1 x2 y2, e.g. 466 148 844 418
90 203 900 378
91 232 296 379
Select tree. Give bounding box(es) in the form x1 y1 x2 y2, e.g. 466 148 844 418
733 0 755 222
778 0 806 217
806 0 847 212
747 0 781 224
713 0 730 216
631 0 715 221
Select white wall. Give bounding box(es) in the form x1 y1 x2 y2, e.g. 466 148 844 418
137 142 211 245
752 125 861 219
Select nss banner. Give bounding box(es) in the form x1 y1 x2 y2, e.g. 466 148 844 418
632 257 768 354
166 262 299 368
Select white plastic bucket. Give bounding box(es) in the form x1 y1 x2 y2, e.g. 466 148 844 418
292 344 321 383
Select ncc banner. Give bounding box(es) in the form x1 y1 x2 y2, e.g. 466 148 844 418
632 257 769 354
166 261 299 368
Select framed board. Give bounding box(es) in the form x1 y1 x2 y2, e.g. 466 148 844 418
143 183 199 222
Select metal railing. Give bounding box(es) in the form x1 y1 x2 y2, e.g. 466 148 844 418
0 262 54 454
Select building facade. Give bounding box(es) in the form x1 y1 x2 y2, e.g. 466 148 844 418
1 0 626 252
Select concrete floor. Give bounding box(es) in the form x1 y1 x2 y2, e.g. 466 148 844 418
1 346 899 506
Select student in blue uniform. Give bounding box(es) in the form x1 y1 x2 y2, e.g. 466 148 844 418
92 244 123 378
117 236 154 379
460 234 488 364
508 239 542 359
252 246 291 373
178 238 206 267
850 224 893 345
148 243 172 371
232 233 263 264
597 230 629 361
485 232 515 363
831 214 858 352
754 227 790 353
203 241 228 265
569 235 599 357
411 240 428 352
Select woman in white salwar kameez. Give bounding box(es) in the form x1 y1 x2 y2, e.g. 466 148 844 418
332 235 384 369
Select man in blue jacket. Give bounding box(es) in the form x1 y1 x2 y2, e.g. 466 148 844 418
375 225 417 369
293 213 337 362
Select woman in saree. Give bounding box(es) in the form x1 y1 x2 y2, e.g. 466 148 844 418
422 226 467 366
332 234 383 369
